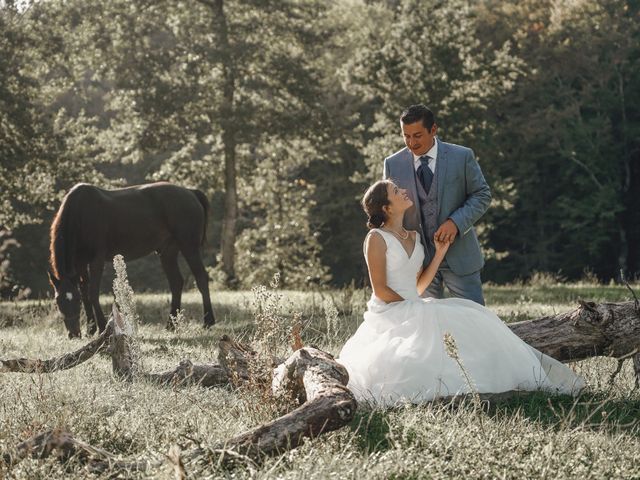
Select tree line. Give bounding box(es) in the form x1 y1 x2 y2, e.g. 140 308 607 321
1 0 638 297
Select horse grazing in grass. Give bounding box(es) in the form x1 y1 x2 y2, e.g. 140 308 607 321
48 182 215 338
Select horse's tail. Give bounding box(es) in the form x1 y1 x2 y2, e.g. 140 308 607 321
191 189 209 245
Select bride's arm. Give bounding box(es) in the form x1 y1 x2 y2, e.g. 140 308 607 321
416 239 450 295
365 232 405 303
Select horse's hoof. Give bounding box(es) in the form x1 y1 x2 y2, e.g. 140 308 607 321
203 321 215 329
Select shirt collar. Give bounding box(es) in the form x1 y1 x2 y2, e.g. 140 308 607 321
412 138 438 166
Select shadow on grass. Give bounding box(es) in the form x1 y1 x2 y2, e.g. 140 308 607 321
0 299 55 328
485 284 635 306
348 390 639 456
487 391 640 434
349 409 393 453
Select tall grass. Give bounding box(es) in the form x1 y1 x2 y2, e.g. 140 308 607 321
0 280 639 478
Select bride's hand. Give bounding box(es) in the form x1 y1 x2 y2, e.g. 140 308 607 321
434 236 451 254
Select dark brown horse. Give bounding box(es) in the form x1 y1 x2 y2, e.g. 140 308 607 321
48 182 215 338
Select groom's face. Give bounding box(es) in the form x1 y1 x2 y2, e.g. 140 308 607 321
401 121 437 156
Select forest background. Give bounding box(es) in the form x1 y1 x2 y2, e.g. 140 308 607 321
1 0 639 299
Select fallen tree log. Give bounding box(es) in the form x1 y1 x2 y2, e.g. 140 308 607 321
190 347 357 464
0 321 113 373
507 300 640 362
217 335 256 383
143 359 230 388
108 313 248 388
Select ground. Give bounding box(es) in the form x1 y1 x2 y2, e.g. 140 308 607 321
1 281 639 479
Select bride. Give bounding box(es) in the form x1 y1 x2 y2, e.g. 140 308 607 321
337 180 584 406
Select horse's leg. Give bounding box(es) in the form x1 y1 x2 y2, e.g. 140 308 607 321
159 245 183 330
79 266 97 335
181 247 215 327
88 256 107 332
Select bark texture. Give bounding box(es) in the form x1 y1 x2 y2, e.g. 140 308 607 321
144 360 230 388
109 305 135 381
507 300 640 362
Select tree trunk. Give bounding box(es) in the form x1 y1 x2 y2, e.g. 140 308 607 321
215 0 239 286
615 65 631 276
196 347 357 463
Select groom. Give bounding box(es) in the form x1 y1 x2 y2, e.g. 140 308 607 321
383 104 491 305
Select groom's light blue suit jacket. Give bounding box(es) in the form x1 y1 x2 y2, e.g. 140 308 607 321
383 139 491 276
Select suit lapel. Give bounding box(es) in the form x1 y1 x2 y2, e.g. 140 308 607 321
436 138 448 210
403 148 421 201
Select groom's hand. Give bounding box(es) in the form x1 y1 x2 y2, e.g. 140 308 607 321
435 219 458 244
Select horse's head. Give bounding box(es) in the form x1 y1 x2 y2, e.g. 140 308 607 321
48 270 82 338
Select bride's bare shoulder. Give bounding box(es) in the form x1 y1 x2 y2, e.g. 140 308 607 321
363 229 387 255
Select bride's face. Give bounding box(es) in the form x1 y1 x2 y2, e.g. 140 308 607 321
386 183 413 214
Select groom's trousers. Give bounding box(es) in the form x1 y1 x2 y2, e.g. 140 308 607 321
423 259 485 306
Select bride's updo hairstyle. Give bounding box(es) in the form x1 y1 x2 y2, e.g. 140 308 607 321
362 180 391 229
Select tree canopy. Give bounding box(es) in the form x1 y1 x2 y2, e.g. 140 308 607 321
1 0 638 297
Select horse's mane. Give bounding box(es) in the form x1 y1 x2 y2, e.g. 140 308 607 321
49 185 83 279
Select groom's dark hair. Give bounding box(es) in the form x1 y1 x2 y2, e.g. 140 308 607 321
400 104 435 130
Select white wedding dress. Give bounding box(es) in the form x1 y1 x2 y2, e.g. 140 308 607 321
337 229 584 406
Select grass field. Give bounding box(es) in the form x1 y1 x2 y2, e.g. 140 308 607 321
1 280 639 479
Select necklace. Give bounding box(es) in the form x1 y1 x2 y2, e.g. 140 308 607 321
383 226 409 240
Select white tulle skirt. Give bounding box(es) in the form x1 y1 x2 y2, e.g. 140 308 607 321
337 297 584 406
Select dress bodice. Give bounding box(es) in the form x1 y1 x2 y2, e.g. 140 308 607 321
367 229 425 301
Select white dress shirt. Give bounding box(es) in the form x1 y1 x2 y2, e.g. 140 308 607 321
412 139 438 173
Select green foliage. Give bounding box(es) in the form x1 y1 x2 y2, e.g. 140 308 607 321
0 7 58 227
481 0 640 281
1 0 640 295
0 229 29 299
234 140 330 288
344 0 526 183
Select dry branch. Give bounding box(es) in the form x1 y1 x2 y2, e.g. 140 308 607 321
141 334 256 388
0 320 113 373
3 428 155 473
143 360 230 388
